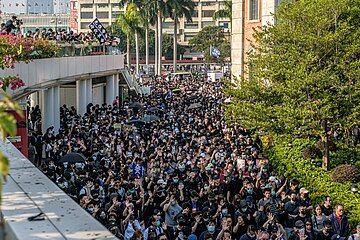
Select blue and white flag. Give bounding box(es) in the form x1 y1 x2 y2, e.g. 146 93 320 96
210 46 221 59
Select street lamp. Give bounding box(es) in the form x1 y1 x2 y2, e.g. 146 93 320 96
351 183 358 194
50 15 62 32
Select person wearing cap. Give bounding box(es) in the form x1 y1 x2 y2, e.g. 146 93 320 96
330 205 349 237
347 224 360 240
299 187 312 209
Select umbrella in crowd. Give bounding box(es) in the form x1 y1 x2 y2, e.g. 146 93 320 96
59 153 86 163
188 102 202 110
147 107 160 113
141 114 160 123
126 119 146 127
129 102 143 109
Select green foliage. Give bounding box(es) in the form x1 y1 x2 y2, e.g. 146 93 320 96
226 0 360 137
162 33 186 59
189 26 230 63
213 0 232 20
117 3 142 37
267 137 360 227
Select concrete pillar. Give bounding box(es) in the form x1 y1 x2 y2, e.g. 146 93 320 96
86 78 93 106
231 0 245 79
106 74 120 105
114 74 119 99
76 79 92 116
42 86 60 133
106 75 115 105
53 86 60 132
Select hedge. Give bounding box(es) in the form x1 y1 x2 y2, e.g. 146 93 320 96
266 137 360 227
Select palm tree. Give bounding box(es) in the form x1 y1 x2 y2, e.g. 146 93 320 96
213 0 232 21
167 0 195 73
120 0 157 74
117 3 142 74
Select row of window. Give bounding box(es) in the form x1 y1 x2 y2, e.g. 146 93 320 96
80 11 123 19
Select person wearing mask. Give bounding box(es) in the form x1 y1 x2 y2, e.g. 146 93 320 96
199 219 218 240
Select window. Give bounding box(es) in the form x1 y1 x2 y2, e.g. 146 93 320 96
184 34 196 41
201 21 214 28
97 4 108 8
275 0 282 9
219 22 229 29
202 2 216 6
202 10 215 18
81 22 91 29
185 21 198 29
97 12 109 19
81 4 93 9
112 12 120 18
163 22 174 28
80 12 93 19
192 11 199 18
249 0 259 20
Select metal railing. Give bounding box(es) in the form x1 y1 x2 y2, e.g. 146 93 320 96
57 42 122 57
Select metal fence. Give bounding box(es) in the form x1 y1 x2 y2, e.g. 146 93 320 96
57 42 122 57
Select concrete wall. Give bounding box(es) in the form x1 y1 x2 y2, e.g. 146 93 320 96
92 84 105 106
60 87 77 108
231 0 276 79
0 139 117 240
0 54 124 97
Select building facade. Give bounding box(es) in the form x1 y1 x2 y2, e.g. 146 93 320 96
231 0 281 78
0 13 70 32
76 0 231 46
0 0 69 15
0 0 28 14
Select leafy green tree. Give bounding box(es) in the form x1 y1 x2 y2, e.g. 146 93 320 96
225 0 360 167
162 33 186 60
189 26 230 63
117 3 142 71
213 0 232 20
119 0 157 69
167 0 195 72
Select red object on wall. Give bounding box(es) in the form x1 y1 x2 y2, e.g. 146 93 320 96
6 110 28 158
70 0 79 33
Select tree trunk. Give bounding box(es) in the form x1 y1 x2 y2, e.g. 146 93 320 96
173 14 177 73
145 26 149 74
157 10 162 76
135 30 140 75
127 37 131 69
154 21 158 76
321 120 329 170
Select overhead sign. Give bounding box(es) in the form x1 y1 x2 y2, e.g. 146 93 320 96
89 18 108 44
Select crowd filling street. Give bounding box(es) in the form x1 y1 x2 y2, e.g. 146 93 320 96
27 75 360 240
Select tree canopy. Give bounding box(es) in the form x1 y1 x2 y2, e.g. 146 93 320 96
226 0 360 138
189 26 230 63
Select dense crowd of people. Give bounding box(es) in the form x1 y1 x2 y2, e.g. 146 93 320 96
1 15 114 44
28 75 359 240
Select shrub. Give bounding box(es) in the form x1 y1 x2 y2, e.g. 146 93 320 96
266 136 360 227
331 164 360 183
302 146 322 159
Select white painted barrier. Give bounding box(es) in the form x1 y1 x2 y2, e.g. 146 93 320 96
0 140 117 240
0 55 125 96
